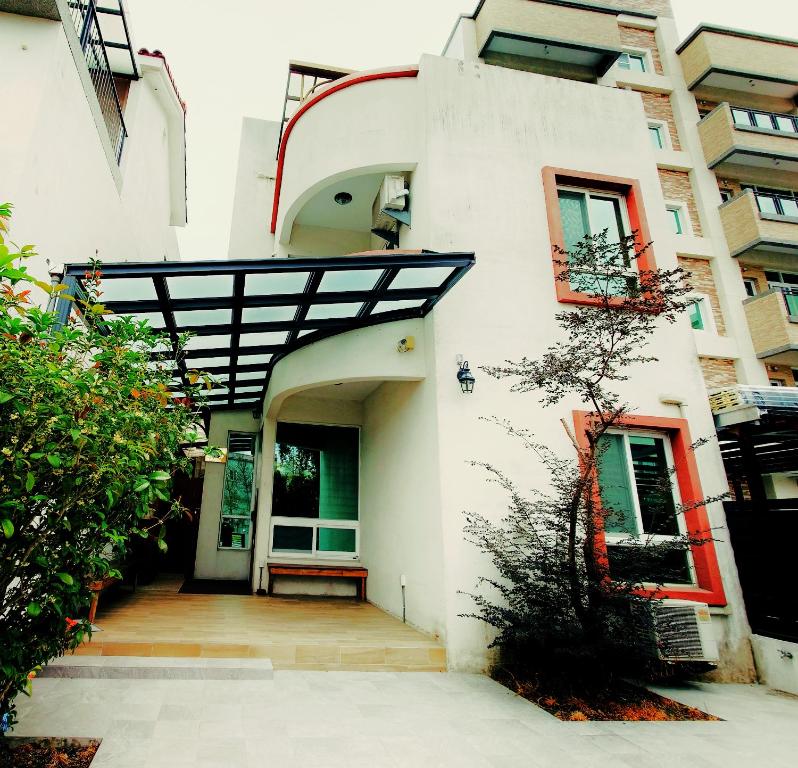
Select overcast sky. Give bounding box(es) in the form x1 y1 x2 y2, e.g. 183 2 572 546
126 0 796 261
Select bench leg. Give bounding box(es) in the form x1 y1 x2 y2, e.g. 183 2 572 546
266 572 273 596
359 577 366 602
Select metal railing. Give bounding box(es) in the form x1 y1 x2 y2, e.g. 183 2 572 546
709 384 798 415
67 1 128 163
731 105 798 135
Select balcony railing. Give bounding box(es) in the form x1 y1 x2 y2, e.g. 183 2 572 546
732 107 798 136
709 384 798 416
67 1 128 163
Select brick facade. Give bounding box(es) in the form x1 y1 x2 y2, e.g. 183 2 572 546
699 357 737 390
678 256 727 335
619 26 664 75
765 364 796 387
604 0 673 16
739 262 768 292
658 170 703 236
641 92 680 149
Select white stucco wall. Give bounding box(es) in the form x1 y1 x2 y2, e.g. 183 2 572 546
194 410 261 581
0 11 182 297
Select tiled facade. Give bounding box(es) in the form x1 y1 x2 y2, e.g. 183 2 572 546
641 92 681 150
619 25 664 74
658 169 703 236
698 357 737 390
678 256 726 335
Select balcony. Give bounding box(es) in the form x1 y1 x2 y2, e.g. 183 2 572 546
677 25 798 101
474 0 621 82
698 104 798 186
719 189 798 268
743 288 798 366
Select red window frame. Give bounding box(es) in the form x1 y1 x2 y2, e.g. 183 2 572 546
572 410 727 606
542 167 657 307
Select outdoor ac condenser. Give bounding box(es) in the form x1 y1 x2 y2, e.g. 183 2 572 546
645 599 719 663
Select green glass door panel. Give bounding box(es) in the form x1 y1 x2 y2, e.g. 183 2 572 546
597 434 638 535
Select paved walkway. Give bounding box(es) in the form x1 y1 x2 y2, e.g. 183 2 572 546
11 673 798 767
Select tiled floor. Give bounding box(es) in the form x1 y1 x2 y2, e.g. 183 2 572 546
11 674 798 767
78 581 445 671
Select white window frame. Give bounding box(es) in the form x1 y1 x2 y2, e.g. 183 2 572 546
268 517 360 561
664 201 691 236
603 428 696 588
647 120 671 151
687 292 716 335
616 47 652 74
557 185 637 290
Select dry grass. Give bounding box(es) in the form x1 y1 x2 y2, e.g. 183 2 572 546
0 739 99 768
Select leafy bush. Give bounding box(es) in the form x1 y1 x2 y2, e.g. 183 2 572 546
0 204 212 730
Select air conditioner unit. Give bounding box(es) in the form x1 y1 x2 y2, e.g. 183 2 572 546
644 599 719 663
379 174 408 211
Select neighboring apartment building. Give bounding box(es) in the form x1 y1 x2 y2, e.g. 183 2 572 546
33 0 798 693
0 0 187 290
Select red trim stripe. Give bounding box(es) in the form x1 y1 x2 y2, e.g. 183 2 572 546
270 68 420 235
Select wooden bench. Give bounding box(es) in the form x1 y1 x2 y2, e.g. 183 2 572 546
267 564 368 601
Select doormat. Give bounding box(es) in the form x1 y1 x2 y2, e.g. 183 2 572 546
179 579 251 595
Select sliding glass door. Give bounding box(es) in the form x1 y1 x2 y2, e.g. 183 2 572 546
269 423 359 560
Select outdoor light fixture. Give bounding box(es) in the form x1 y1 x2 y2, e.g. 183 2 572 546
334 191 353 205
457 360 475 394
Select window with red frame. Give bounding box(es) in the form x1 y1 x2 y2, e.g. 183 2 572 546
542 167 656 306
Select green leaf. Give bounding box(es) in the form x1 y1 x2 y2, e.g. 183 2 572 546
1 518 13 538
25 471 34 492
26 602 42 617
70 429 81 442
133 479 150 492
30 452 45 460
56 572 73 586
46 454 61 468
156 538 168 553
149 470 170 483
0 391 13 404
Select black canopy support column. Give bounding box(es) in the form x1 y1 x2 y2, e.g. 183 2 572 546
738 424 768 504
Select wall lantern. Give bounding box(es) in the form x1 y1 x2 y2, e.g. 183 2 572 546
457 359 475 394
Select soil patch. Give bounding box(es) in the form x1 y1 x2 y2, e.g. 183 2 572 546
496 670 720 721
0 738 99 767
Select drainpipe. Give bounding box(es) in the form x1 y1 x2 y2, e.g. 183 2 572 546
46 265 64 314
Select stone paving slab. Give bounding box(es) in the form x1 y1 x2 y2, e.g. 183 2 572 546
10 673 798 767
41 655 274 680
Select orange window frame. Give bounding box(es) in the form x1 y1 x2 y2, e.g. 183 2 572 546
573 410 727 606
542 167 657 307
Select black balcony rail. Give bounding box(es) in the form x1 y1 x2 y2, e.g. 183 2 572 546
731 106 798 135
67 1 128 163
724 499 798 643
743 185 798 218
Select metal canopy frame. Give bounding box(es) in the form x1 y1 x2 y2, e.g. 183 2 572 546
58 252 475 412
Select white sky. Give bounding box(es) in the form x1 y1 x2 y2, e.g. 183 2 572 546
125 0 797 261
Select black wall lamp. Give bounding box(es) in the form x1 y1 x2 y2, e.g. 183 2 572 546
456 355 475 394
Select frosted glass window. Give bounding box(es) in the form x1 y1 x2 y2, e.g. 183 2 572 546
237 353 272 366
234 385 262 394
168 275 233 299
372 299 427 313
239 332 287 347
318 269 383 292
185 334 231 351
242 306 297 323
100 278 157 302
173 309 232 326
391 267 453 289
306 302 363 320
245 272 309 295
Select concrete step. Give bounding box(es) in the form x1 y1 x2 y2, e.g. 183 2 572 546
41 655 273 680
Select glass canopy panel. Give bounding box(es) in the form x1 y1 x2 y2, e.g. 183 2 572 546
173 309 232 326
234 385 263 394
245 272 310 295
306 302 363 320
242 306 297 323
390 267 453 289
100 278 158 302
185 356 230 370
239 332 287 347
297 330 316 338
168 275 234 299
238 354 273 366
235 370 267 381
124 312 166 329
318 269 384 293
372 299 427 313
185 334 231 351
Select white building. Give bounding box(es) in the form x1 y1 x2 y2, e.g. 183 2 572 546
0 0 187 289
12 0 798 692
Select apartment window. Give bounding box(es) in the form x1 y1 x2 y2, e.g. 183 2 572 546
667 206 684 235
557 187 635 296
218 432 257 550
688 298 706 330
770 379 786 387
598 430 692 585
719 188 734 203
743 277 759 297
648 123 665 150
731 107 798 134
618 52 647 72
